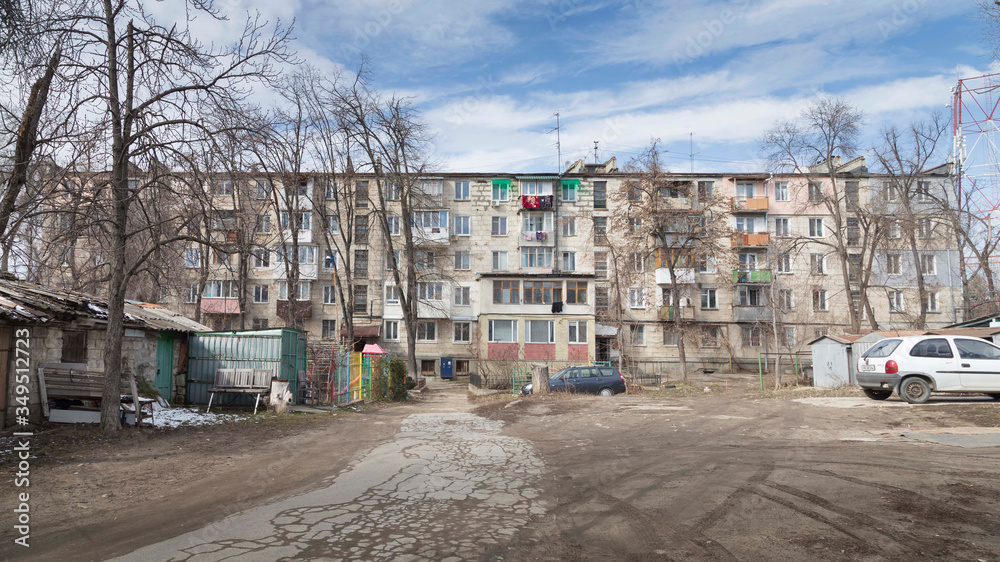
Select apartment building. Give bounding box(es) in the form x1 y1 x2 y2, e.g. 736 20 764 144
38 156 962 375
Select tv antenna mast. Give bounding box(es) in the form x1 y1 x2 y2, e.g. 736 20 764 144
549 112 562 174
593 140 600 164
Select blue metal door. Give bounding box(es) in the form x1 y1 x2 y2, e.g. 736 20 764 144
440 358 453 379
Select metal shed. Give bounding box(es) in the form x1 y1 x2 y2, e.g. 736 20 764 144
809 334 864 388
186 328 307 406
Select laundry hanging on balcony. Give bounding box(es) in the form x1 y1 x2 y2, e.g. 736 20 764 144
539 195 554 209
522 195 541 209
536 231 547 241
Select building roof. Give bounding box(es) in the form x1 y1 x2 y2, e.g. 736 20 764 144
0 279 209 332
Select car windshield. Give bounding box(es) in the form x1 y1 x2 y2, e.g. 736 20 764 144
863 339 901 358
551 368 571 380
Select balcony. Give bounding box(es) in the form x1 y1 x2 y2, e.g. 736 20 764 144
276 300 312 319
520 194 554 211
200 298 240 315
519 230 552 245
658 306 694 321
655 267 696 286
413 226 450 245
734 306 772 323
732 196 769 213
731 232 770 248
733 269 773 283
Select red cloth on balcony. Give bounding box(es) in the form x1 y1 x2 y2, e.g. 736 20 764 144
522 195 540 209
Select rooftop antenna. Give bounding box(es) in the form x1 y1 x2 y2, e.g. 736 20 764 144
689 132 697 175
593 140 600 164
549 111 562 174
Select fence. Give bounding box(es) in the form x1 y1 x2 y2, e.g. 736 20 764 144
303 348 391 405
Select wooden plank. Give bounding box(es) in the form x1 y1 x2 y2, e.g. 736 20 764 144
129 374 142 428
37 367 49 417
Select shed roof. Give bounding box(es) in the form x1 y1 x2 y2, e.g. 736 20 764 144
924 327 1000 338
0 280 209 332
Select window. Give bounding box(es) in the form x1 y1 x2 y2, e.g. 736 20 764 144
492 280 520 304
203 280 239 299
920 254 936 275
417 321 437 342
412 210 449 229
356 181 369 208
327 215 340 234
416 250 435 271
698 180 714 199
698 256 717 274
454 215 471 236
294 180 309 197
527 320 554 343
277 281 310 301
628 287 646 309
353 285 367 314
254 180 272 199
889 290 904 313
488 320 517 343
568 321 587 344
492 180 510 201
663 325 679 347
491 251 508 271
595 252 608 279
845 181 859 210
61 330 87 363
355 215 369 244
917 218 933 239
808 181 823 202
774 182 789 201
523 212 553 232
566 281 587 304
813 289 828 311
386 183 400 201
315 285 332 305
596 286 609 311
561 217 576 236
183 285 199 303
782 327 797 347
736 182 755 199
454 251 471 270
661 288 674 307
593 181 607 208
417 282 443 300
453 322 472 343
915 181 931 202
523 281 562 305
954 338 1000 359
213 179 233 196
384 321 399 341
777 253 791 274
778 289 794 310
385 284 400 304
521 181 552 196
909 338 952 358
185 248 200 268
214 246 234 266
385 250 399 271
211 210 236 230
561 181 577 202
701 326 720 347
811 254 826 275
888 220 901 239
561 251 576 271
255 214 271 233
847 217 860 246
593 217 608 244
736 217 756 234
521 247 553 268
387 215 400 236
774 217 790 237
324 179 337 200
324 249 339 271
739 253 758 270
737 286 763 307
808 218 824 238
252 318 268 329
253 284 269 303
492 216 508 236
321 320 336 340
419 181 443 196
631 252 645 272
630 325 645 346
886 253 901 275
454 181 470 200
926 291 939 313
885 181 900 202
848 253 862 282
454 286 471 306
742 326 764 347
700 288 717 309
280 211 311 231
630 216 643 234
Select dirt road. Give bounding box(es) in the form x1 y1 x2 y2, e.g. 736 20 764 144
6 382 1000 560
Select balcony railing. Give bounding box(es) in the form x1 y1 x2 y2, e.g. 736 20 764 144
733 269 773 283
734 306 772 323
731 232 770 248
655 268 696 285
658 306 694 321
732 196 769 212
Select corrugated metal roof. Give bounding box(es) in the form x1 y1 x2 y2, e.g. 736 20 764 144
0 279 209 332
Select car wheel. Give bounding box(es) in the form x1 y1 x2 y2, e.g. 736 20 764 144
598 387 614 397
863 388 892 401
900 377 931 404
986 393 1000 400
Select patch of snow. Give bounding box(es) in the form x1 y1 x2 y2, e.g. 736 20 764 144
152 408 249 429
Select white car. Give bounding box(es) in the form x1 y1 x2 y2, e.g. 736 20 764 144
856 335 1000 404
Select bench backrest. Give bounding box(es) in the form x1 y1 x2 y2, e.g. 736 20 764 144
213 368 273 390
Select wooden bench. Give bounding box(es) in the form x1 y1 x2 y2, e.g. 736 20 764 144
207 368 273 414
37 366 154 425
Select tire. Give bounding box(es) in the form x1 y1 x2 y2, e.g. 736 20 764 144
986 393 1000 400
598 387 614 397
900 377 931 404
863 388 892 401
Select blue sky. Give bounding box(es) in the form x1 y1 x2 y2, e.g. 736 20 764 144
214 0 989 173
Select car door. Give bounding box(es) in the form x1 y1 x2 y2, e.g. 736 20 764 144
548 368 570 392
952 338 1000 391
576 367 600 394
563 368 583 393
908 338 960 390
